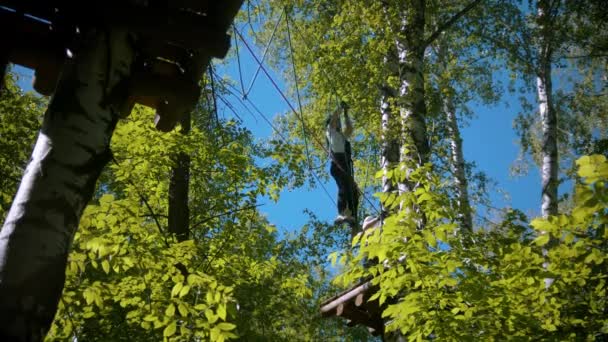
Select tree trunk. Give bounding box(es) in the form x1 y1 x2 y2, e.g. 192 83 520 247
436 39 473 233
167 50 210 242
537 61 557 218
0 57 7 93
397 0 429 194
168 111 191 242
537 0 558 219
0 30 134 340
383 1 428 340
380 86 400 198
445 95 473 232
536 0 558 290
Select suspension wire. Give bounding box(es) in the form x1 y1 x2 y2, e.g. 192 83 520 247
233 26 380 215
208 65 219 129
245 97 337 206
216 92 245 122
212 68 266 125
244 9 284 98
217 68 338 207
285 11 313 172
232 25 247 96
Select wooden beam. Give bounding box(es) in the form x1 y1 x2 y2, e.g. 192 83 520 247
0 57 7 93
320 281 372 317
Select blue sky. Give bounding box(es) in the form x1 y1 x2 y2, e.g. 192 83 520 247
13 32 543 234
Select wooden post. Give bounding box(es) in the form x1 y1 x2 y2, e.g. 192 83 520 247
0 57 7 93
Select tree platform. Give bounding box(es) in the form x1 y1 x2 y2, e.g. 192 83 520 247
0 0 243 130
320 280 385 337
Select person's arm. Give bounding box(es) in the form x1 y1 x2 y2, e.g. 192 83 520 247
342 104 353 137
328 107 341 129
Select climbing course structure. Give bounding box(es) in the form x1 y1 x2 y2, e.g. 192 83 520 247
0 1 243 340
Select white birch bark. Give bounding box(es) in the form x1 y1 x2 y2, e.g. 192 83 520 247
536 0 558 289
445 95 474 232
437 41 474 233
397 0 429 195
537 63 558 218
536 0 558 219
381 86 400 196
0 30 134 340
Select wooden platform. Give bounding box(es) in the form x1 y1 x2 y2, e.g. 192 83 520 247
320 280 385 337
0 0 243 130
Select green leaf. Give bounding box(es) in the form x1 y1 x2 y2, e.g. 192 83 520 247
217 304 227 320
205 309 218 324
165 303 175 317
163 321 176 337
423 230 436 247
178 303 188 317
101 260 110 274
171 283 183 298
179 285 190 298
99 194 114 205
533 234 550 246
217 322 236 331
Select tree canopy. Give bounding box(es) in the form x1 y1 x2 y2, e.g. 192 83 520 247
0 0 606 340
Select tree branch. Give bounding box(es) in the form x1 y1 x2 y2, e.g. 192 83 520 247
189 203 264 231
561 53 608 60
424 0 484 47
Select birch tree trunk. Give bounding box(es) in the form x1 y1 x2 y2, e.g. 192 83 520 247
168 111 191 242
397 0 429 194
436 40 474 233
380 86 400 197
0 30 134 340
537 55 558 218
535 0 558 290
445 95 473 232
536 0 558 219
384 2 429 341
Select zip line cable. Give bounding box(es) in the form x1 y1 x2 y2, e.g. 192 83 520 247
243 9 284 98
233 26 380 215
208 66 220 128
211 67 338 207
232 25 247 96
285 12 313 172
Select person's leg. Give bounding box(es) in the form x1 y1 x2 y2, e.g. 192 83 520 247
330 159 347 215
334 154 354 220
351 184 359 221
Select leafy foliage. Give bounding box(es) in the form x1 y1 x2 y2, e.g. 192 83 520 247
335 155 607 340
0 72 45 220
41 105 365 340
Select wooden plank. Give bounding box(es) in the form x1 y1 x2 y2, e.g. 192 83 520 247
355 292 365 307
320 281 372 317
336 303 345 317
0 0 242 56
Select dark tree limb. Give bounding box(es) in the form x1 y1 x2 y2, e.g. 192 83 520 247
424 0 484 47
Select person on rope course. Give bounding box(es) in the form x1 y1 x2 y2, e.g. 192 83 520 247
326 101 359 226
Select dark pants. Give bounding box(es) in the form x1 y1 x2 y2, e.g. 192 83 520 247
330 152 358 217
